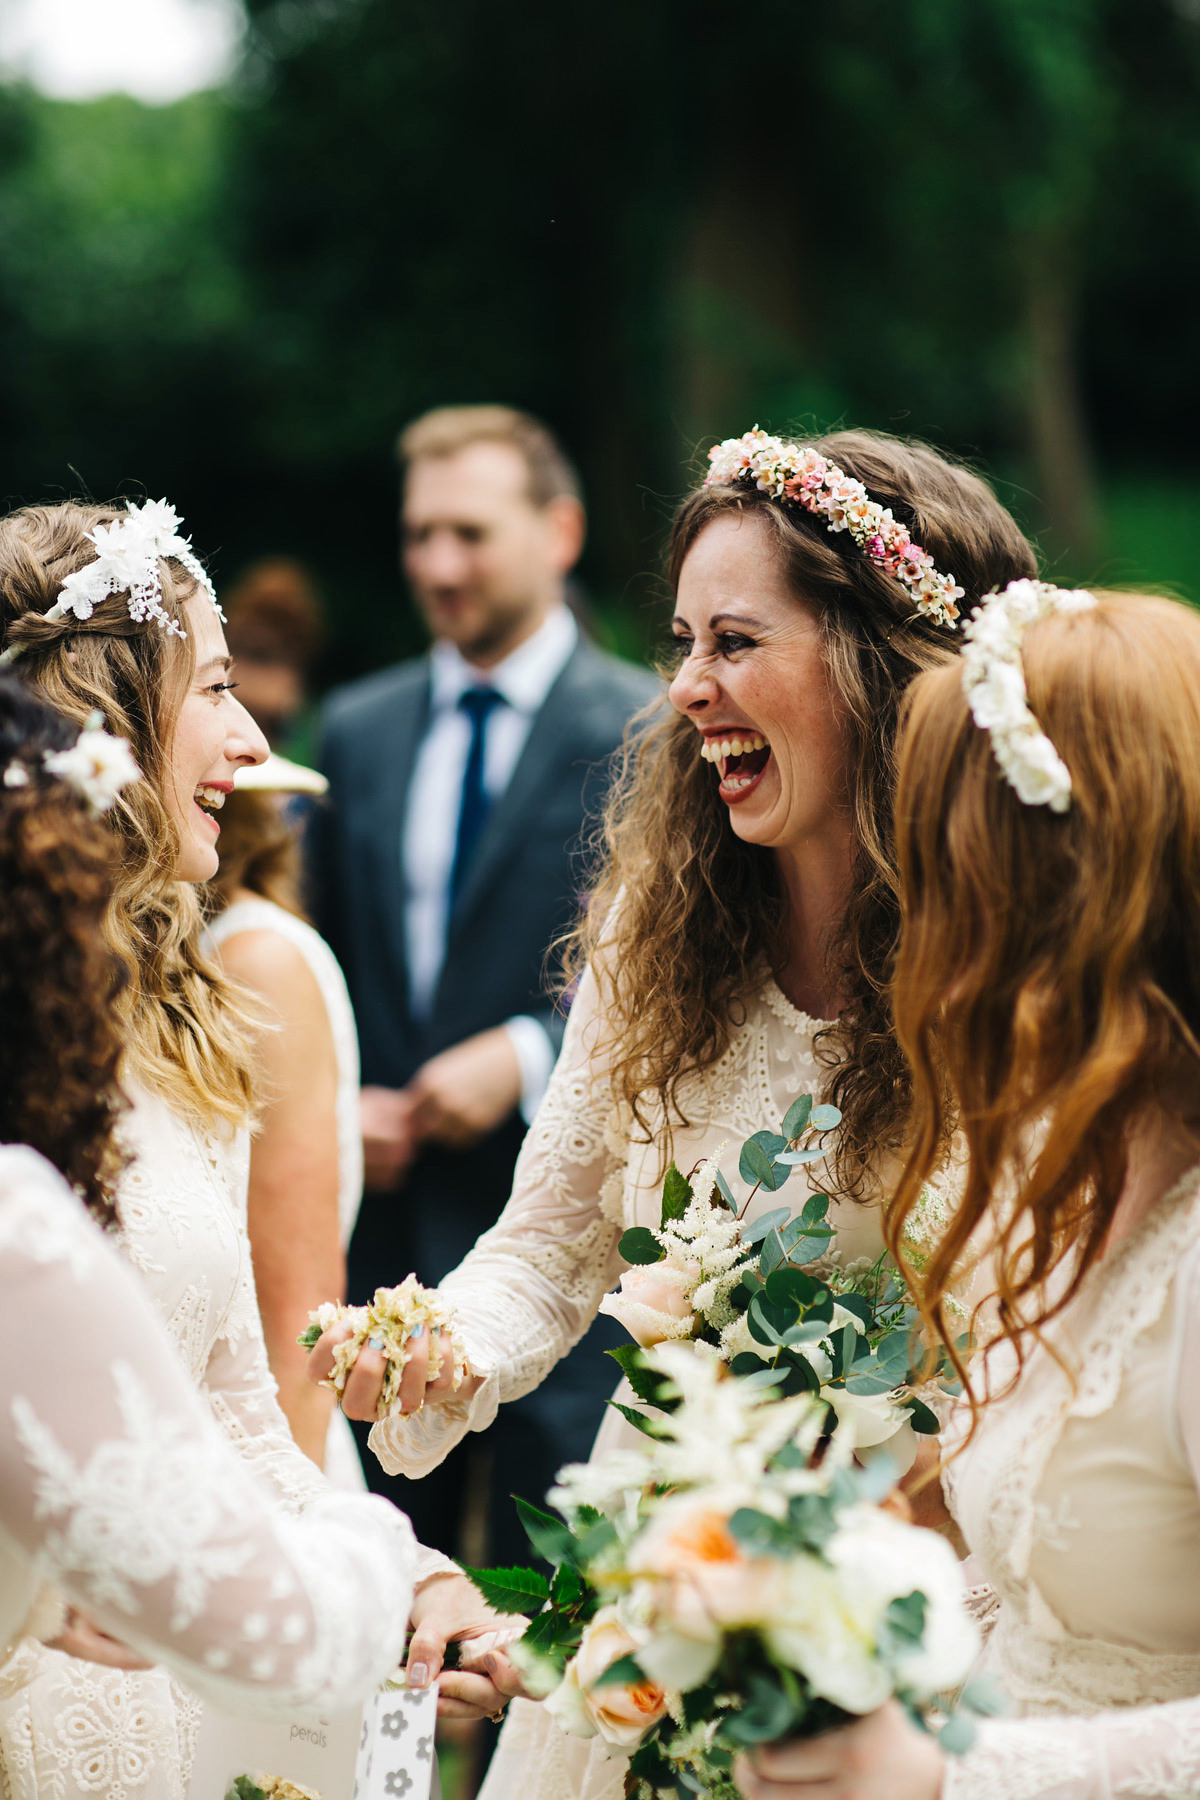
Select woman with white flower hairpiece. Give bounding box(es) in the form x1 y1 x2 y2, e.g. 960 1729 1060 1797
0 671 424 1741
309 429 1040 1800
0 503 514 1800
740 584 1200 1800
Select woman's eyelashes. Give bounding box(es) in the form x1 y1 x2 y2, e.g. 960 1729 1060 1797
205 681 239 700
669 632 756 662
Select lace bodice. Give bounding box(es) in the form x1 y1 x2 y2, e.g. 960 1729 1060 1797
207 898 364 1247
0 1144 415 1709
941 1167 1200 1800
369 963 919 1475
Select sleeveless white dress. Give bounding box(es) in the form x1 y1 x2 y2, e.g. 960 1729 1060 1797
0 1093 449 1800
937 1164 1200 1798
369 963 957 1800
0 1144 417 1751
208 896 366 1489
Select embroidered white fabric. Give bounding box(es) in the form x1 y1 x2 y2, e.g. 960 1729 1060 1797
0 1143 420 1800
368 962 959 1800
0 1095 451 1800
940 1169 1200 1799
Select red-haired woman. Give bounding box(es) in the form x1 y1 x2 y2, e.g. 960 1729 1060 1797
741 584 1200 1800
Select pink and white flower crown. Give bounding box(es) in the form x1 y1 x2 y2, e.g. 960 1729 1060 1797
704 427 964 630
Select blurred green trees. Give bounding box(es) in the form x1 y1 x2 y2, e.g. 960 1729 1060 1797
0 0 1197 677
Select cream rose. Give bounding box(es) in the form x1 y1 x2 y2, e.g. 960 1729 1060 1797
599 1263 696 1348
548 1607 667 1750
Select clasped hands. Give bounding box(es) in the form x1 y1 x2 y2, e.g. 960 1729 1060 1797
361 1025 522 1188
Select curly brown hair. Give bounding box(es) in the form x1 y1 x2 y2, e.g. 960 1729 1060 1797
569 429 1038 1196
0 502 257 1129
0 675 128 1224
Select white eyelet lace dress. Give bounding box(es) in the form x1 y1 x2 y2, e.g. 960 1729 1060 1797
207 895 366 1490
938 1164 1200 1799
368 963 958 1800
0 1143 424 1799
0 1093 449 1800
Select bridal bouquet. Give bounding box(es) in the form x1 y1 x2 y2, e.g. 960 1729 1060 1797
468 1349 988 1800
598 1093 950 1465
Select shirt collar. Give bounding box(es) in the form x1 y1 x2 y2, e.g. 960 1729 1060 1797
428 606 578 716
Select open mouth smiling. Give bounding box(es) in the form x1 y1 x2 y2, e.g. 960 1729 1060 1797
193 784 228 828
699 732 772 799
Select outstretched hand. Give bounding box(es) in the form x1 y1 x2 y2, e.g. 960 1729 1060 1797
304 1319 483 1422
734 1702 945 1800
406 1571 531 1721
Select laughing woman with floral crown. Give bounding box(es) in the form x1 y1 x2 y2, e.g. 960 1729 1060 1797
309 428 1039 1800
0 500 512 1800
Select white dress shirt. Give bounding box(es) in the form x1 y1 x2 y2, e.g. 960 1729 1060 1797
401 605 578 1119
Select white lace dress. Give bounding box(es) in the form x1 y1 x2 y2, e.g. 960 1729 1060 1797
0 1095 448 1800
208 895 365 1489
939 1164 1200 1799
0 1142 419 1799
369 965 939 1800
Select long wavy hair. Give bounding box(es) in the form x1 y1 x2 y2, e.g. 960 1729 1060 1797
886 593 1200 1418
568 430 1038 1194
0 675 128 1223
0 502 256 1129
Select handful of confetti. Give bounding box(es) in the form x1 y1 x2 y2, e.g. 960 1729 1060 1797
298 1275 467 1416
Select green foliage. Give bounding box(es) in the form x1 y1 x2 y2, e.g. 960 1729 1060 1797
660 1163 693 1225
295 1321 322 1350
618 1226 663 1266
514 1496 579 1568
463 1564 550 1616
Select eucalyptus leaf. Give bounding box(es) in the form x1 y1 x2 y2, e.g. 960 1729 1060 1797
741 1207 790 1246
781 1093 813 1139
809 1103 842 1130
937 1713 976 1756
760 1228 785 1276
739 1131 789 1191
728 1507 790 1555
713 1169 737 1211
906 1396 941 1435
736 1367 787 1391
774 1145 826 1166
660 1162 693 1225
730 1350 770 1376
617 1225 663 1266
718 1674 800 1745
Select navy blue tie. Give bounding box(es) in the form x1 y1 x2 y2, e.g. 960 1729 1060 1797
450 686 504 905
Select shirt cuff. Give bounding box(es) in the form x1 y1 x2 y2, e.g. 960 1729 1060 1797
503 1015 557 1123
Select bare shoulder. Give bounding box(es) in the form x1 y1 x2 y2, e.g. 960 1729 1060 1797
217 926 327 1032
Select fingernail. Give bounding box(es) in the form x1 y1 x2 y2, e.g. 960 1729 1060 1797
407 1323 425 1340
409 1661 429 1688
367 1333 385 1352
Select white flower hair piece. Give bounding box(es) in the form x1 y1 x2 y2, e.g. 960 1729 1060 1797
0 497 223 669
41 712 142 814
961 578 1098 813
704 427 964 629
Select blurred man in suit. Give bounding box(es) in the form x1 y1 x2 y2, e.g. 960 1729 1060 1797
308 405 657 1563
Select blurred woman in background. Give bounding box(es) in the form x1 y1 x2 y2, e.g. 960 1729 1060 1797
207 751 365 1484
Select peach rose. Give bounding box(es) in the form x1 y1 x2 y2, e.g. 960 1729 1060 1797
630 1491 780 1636
547 1607 668 1750
598 1262 696 1348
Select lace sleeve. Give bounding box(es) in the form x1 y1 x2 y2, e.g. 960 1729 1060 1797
942 1694 1200 1800
370 962 626 1477
0 1146 417 1718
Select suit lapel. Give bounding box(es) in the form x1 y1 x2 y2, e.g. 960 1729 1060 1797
445 644 588 942
373 662 432 1008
